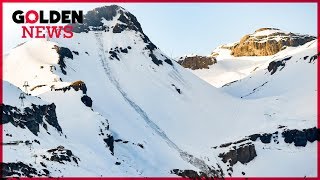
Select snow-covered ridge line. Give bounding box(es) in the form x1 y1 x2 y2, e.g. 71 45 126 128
3 5 318 177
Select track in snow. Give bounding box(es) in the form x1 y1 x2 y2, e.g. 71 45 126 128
94 32 222 177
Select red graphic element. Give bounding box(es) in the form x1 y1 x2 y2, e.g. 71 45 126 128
0 0 318 179
25 10 38 24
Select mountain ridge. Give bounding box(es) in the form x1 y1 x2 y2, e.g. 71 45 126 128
2 5 318 178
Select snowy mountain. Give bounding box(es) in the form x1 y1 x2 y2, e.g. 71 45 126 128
2 6 318 178
179 28 316 88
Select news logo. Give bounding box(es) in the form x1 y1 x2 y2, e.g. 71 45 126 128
12 10 84 38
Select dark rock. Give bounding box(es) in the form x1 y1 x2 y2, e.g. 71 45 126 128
45 146 79 165
309 54 318 63
52 45 73 75
69 5 119 33
293 131 307 147
177 56 217 70
72 51 79 55
137 143 144 149
171 169 202 179
237 144 257 164
145 42 157 51
120 48 128 53
171 84 182 94
40 162 47 168
220 142 233 148
164 59 173 66
81 95 93 107
267 60 286 75
113 23 127 33
149 53 162 66
249 134 260 141
222 80 238 88
281 128 317 146
260 133 272 144
219 143 257 166
219 149 238 166
109 50 120 60
55 80 87 94
282 56 292 61
115 162 121 165
282 129 299 144
304 127 317 141
103 135 114 155
2 162 47 177
2 103 62 135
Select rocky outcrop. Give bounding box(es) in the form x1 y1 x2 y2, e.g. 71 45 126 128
70 5 143 34
81 95 93 108
52 45 73 75
218 143 257 166
267 56 292 75
103 135 114 155
69 5 173 68
228 28 315 57
282 127 319 147
2 103 62 136
2 162 50 177
177 56 217 70
213 126 319 176
55 80 87 94
41 146 80 165
171 169 211 179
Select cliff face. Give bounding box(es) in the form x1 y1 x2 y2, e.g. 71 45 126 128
229 28 315 57
2 103 62 136
177 55 217 70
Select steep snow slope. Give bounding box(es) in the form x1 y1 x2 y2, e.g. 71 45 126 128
2 5 318 177
197 46 306 88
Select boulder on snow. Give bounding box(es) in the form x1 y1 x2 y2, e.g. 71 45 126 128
81 95 93 107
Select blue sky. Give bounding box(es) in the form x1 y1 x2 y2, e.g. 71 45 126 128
4 3 317 57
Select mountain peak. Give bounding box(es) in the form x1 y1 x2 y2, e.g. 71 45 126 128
254 27 280 33
227 28 316 57
70 5 143 34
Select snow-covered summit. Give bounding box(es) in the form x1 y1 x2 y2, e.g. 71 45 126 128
70 5 143 34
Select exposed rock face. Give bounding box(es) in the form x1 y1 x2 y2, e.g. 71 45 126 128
218 143 257 166
267 54 316 75
52 45 73 75
177 56 217 70
69 5 173 67
267 57 291 75
2 103 62 136
229 28 315 57
41 146 80 165
103 135 115 155
55 80 87 94
282 127 319 147
1 162 50 177
213 126 319 176
171 169 210 179
70 5 142 34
